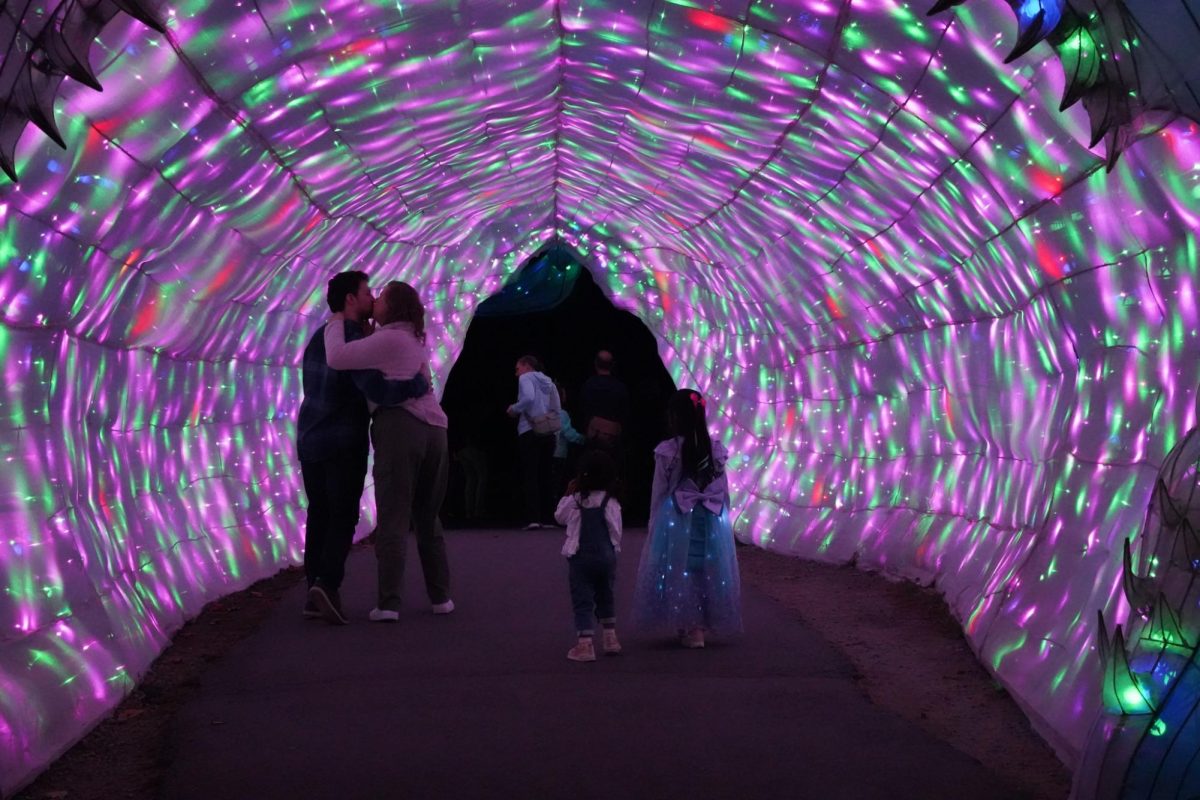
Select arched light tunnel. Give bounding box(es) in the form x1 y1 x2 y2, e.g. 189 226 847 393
1 0 1199 796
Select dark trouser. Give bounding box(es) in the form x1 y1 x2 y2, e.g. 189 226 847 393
518 431 555 524
551 457 568 499
372 408 451 612
300 448 369 591
567 552 616 634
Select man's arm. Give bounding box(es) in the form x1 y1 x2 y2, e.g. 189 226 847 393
353 370 429 406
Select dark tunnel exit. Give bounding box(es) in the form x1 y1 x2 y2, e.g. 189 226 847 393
440 245 677 527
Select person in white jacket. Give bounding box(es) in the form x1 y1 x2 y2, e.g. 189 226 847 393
506 355 560 529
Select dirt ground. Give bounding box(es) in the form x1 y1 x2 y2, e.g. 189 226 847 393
736 546 1072 800
15 543 1071 800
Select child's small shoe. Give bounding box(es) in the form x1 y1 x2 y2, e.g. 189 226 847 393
601 629 622 655
567 637 596 662
680 628 705 649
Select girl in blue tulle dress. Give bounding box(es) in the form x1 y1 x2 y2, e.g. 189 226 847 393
633 388 742 648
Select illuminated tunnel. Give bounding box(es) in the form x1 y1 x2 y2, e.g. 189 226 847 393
2 0 1199 795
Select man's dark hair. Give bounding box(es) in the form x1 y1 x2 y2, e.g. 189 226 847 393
518 355 541 371
594 350 614 372
327 270 369 313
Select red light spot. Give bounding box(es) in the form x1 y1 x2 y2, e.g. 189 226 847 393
1030 167 1063 196
694 133 731 151
343 37 378 55
1036 241 1064 280
687 8 736 34
811 479 825 504
301 212 324 234
130 286 159 338
269 193 300 227
784 406 796 431
204 260 238 298
825 293 844 319
654 270 672 313
1161 129 1180 160
97 486 113 522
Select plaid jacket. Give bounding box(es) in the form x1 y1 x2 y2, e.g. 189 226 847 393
296 320 428 462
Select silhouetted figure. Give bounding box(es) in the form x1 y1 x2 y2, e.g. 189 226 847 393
453 442 489 522
580 350 630 451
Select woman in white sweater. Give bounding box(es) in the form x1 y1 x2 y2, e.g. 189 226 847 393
325 281 453 621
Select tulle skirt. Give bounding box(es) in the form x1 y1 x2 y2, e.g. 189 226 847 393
632 503 742 636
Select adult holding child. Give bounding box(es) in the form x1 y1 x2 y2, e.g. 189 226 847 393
325 280 454 621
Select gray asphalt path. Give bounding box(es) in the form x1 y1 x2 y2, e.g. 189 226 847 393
160 529 1028 799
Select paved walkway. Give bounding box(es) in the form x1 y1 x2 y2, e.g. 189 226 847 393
160 529 1028 799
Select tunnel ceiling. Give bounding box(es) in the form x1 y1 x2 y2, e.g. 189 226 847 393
1 0 1191 356
2 0 1200 795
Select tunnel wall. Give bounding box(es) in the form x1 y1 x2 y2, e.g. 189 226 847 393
556 115 1200 763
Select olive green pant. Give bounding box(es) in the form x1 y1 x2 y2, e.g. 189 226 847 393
371 407 450 612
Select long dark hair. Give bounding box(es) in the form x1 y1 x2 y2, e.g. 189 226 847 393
667 388 716 487
575 448 618 502
378 281 425 341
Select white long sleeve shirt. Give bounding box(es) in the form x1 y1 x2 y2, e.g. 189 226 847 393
554 492 623 556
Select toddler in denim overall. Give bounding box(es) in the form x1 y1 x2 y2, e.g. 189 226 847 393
554 449 623 662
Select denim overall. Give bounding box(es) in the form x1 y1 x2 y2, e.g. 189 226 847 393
568 495 616 634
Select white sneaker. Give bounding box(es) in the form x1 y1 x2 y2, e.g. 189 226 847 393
432 599 455 615
522 522 543 530
368 608 400 622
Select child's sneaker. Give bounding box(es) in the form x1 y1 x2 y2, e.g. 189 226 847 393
680 628 705 648
601 629 622 655
567 637 596 662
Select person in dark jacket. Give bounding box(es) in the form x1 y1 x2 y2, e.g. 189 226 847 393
579 350 630 451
